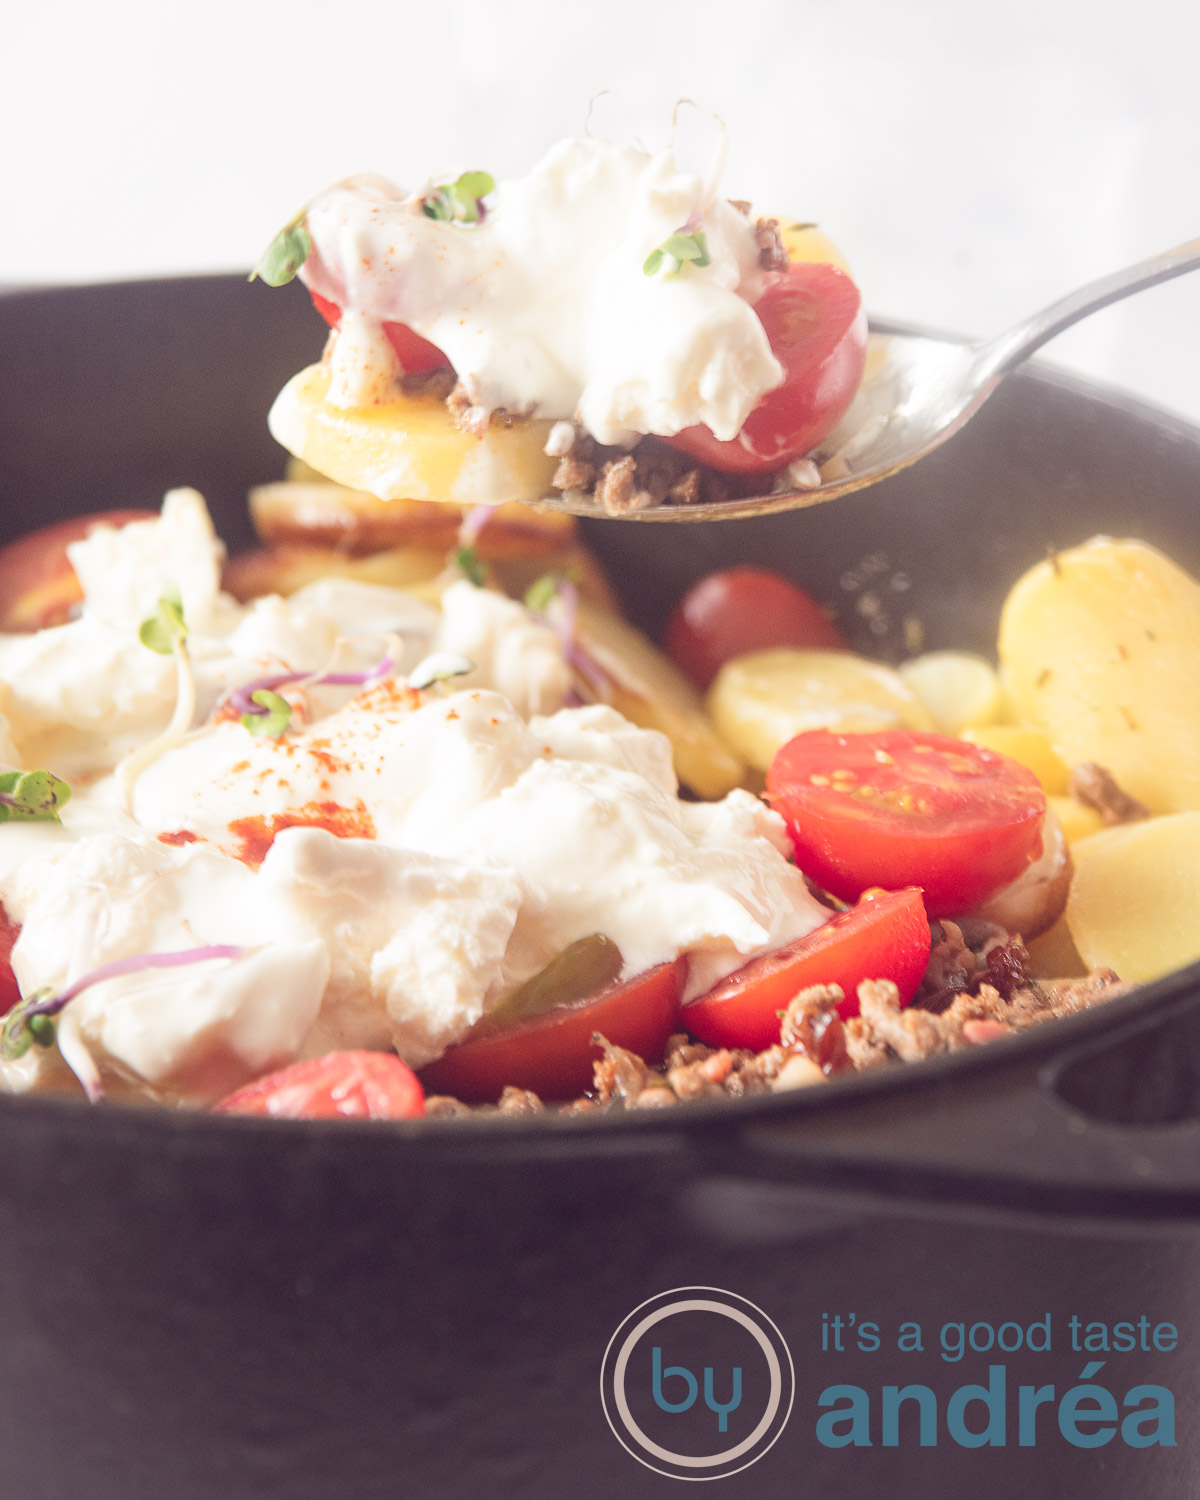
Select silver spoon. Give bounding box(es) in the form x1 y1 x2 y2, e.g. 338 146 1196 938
543 237 1200 522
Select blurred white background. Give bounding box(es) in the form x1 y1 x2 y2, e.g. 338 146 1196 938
5 0 1199 420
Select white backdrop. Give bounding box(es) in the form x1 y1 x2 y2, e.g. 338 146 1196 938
6 0 1200 422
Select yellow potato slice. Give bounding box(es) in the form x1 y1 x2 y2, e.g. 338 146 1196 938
249 481 576 558
1024 914 1089 979
899 651 1004 734
223 543 621 615
268 364 559 506
999 538 1200 813
963 726 1070 795
778 221 853 276
574 600 745 800
1067 812 1200 983
1046 794 1106 845
707 649 934 773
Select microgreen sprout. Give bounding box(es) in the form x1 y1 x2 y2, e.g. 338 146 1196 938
523 574 561 615
643 229 711 279
422 170 495 225
230 653 396 738
249 209 312 287
0 769 72 824
408 652 476 692
138 583 188 655
241 689 293 739
0 946 246 1065
453 544 487 587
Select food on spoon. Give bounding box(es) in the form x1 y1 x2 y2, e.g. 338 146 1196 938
256 137 866 513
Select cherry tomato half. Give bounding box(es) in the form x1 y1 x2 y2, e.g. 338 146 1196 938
420 958 686 1104
214 1050 425 1120
310 290 452 376
0 509 157 632
665 566 847 689
684 887 930 1049
0 905 20 1018
664 263 867 476
766 730 1047 918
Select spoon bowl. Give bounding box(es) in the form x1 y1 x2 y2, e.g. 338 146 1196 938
543 237 1200 522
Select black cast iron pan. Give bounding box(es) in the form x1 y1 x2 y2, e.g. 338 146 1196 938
0 276 1198 1499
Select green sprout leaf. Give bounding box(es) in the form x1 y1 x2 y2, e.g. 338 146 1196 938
241 690 293 739
643 228 711 278
422 170 495 225
523 574 560 614
0 769 72 825
453 545 487 587
1 988 54 1061
138 584 188 655
249 213 312 286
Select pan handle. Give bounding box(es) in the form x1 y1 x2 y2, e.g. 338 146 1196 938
731 976 1200 1219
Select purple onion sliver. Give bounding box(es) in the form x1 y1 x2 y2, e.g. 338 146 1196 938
30 945 247 1019
230 656 394 716
555 578 579 659
459 504 496 548
566 641 613 704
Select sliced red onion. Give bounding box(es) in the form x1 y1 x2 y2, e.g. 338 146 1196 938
458 504 496 547
232 656 393 717
25 945 248 1022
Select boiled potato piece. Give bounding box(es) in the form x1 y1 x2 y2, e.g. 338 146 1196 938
999 538 1200 813
899 651 1004 734
779 220 853 276
1067 812 1200 982
268 364 559 505
964 726 1070 795
707 648 934 773
1046 794 1106 845
574 599 745 800
249 482 576 558
224 543 620 615
1024 914 1089 979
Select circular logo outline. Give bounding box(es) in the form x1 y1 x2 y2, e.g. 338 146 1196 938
600 1286 795 1482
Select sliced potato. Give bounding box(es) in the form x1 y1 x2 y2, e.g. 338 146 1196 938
899 651 1004 734
706 648 934 774
999 538 1200 813
249 482 576 559
778 220 853 277
574 599 745 799
224 543 620 615
1046 794 1106 845
1067 813 1200 982
1024 914 1089 979
963 726 1070 795
268 365 559 506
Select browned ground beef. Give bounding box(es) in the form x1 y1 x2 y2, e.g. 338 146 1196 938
422 937 1133 1118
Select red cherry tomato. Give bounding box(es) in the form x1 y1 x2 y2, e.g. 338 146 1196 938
420 959 686 1104
214 1050 425 1120
766 730 1047 918
665 566 847 688
663 263 867 476
0 905 21 1018
684 887 930 1049
0 509 157 632
309 290 451 376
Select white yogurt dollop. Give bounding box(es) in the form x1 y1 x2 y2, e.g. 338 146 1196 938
0 493 829 1101
299 137 784 445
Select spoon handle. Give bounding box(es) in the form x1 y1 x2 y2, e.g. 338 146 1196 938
976 236 1200 378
